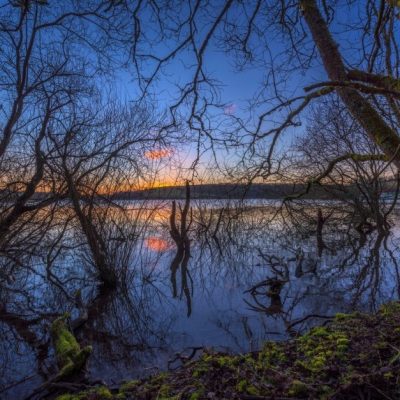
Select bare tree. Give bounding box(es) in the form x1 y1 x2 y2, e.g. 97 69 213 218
287 99 399 234
44 101 161 287
109 0 400 177
0 1 166 287
0 0 128 246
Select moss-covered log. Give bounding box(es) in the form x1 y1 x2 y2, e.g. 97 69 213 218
51 313 92 380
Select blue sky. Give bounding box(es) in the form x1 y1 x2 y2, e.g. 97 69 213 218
100 0 395 186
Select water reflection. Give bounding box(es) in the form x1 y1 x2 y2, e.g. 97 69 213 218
145 236 171 252
1 200 400 399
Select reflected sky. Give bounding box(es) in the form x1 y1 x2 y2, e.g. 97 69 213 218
1 200 399 399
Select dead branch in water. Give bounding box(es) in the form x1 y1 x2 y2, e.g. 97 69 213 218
169 181 193 316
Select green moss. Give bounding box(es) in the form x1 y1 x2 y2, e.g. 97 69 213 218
94 387 112 399
158 384 170 396
216 355 238 367
159 397 180 400
51 314 80 367
288 379 308 397
336 337 349 352
192 362 209 377
51 314 92 379
154 372 169 383
380 301 400 316
246 385 259 395
235 379 260 395
334 312 354 321
55 386 112 400
296 326 349 373
258 341 286 368
119 379 140 393
189 386 205 400
236 379 247 392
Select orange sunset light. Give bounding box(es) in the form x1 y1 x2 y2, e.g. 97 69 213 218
145 236 172 252
145 148 173 160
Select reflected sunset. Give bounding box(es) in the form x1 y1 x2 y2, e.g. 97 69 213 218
145 236 172 252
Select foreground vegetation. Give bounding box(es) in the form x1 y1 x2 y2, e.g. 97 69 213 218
55 302 400 400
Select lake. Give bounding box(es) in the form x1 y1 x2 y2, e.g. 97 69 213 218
1 199 399 399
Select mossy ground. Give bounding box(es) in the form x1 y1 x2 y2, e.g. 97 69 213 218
56 302 400 399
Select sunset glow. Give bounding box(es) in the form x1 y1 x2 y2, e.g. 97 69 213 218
145 236 171 252
145 148 173 160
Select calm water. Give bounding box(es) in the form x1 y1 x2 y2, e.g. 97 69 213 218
1 200 399 399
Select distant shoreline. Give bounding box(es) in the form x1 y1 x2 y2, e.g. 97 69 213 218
110 183 354 200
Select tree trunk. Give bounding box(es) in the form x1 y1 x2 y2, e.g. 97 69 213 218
65 172 117 289
300 0 400 168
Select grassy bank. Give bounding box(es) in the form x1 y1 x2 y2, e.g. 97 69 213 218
55 302 400 400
